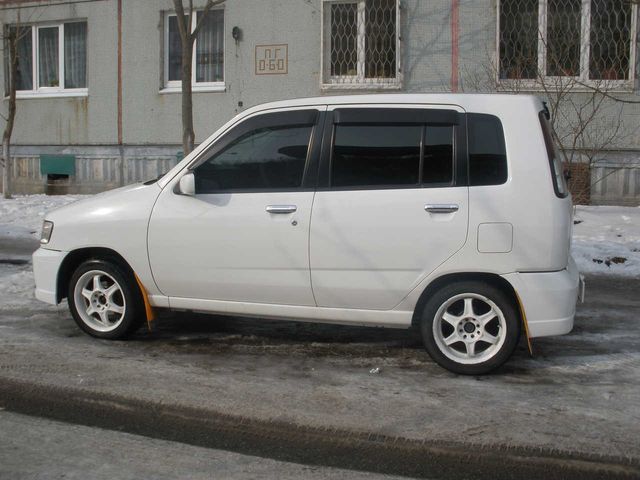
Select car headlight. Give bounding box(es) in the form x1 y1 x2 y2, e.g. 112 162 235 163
40 221 54 244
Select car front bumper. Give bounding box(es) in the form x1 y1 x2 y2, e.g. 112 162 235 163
33 247 68 305
502 256 582 338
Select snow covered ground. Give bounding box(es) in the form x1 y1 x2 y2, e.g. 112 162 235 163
0 195 639 280
0 194 86 240
572 205 640 276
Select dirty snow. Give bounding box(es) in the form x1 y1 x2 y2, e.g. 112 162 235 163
0 195 639 290
572 205 640 276
0 194 85 239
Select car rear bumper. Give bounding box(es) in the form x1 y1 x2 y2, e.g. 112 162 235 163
502 256 581 338
33 247 67 305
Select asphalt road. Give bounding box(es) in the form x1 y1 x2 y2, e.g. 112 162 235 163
1 238 639 479
0 411 409 480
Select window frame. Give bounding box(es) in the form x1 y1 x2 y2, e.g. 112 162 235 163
162 8 225 93
496 0 638 91
5 20 88 99
320 0 402 90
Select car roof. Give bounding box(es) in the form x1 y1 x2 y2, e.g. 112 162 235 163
242 93 544 116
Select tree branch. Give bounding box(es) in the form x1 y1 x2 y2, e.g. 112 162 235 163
192 0 225 39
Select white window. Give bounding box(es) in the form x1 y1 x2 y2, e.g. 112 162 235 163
321 0 401 89
163 9 224 92
4 21 87 97
498 0 638 87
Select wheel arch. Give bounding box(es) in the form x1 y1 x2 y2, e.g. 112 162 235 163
56 247 136 303
411 272 521 328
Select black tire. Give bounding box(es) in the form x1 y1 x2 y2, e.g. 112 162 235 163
420 281 521 375
68 259 145 339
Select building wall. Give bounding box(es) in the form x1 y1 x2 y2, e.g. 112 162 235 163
1 0 118 145
1 0 639 204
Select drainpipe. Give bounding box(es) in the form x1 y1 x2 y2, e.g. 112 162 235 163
117 0 125 185
450 0 459 93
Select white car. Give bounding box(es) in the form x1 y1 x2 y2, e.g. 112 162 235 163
33 94 581 374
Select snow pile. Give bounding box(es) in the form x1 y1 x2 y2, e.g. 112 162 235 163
572 205 640 276
0 194 85 239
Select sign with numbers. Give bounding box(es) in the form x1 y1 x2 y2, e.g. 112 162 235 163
255 44 288 75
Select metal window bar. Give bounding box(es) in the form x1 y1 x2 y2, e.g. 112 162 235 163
322 0 400 87
498 0 637 86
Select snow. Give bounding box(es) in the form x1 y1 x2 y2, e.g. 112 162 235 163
0 194 86 239
572 205 640 276
0 195 638 306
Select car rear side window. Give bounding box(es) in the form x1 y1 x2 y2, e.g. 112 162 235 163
423 126 454 184
331 124 454 188
332 125 422 188
467 113 508 186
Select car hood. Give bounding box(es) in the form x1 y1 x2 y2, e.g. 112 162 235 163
43 182 162 251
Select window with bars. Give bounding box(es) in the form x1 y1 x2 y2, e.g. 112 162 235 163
4 21 87 95
498 0 637 84
163 9 224 90
322 0 400 88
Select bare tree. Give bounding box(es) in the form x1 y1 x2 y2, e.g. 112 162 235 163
459 5 639 203
173 0 225 156
0 14 26 199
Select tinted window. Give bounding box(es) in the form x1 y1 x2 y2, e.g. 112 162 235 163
332 125 422 187
468 114 508 186
423 126 454 184
195 125 312 193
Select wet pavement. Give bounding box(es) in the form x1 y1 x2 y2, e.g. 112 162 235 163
1 242 639 478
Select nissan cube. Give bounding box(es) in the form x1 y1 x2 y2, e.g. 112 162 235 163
33 94 581 374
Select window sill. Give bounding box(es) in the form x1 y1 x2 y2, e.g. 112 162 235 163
13 89 88 99
496 79 636 94
160 84 227 94
321 82 402 91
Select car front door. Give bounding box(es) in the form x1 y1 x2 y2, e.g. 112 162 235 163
309 106 469 310
148 107 325 306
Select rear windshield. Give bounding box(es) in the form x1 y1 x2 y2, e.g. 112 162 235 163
467 113 508 186
538 111 568 198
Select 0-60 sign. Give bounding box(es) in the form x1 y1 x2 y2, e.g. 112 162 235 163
255 45 288 75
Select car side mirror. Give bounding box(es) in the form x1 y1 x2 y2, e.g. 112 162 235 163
177 172 195 196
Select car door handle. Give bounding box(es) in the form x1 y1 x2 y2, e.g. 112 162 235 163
266 205 297 214
425 204 459 214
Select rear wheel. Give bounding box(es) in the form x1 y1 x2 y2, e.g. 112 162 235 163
68 259 144 339
420 281 521 375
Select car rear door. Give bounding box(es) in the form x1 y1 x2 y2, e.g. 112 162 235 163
148 107 325 306
309 105 469 310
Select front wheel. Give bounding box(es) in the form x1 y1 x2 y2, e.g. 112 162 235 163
420 281 521 375
68 259 144 339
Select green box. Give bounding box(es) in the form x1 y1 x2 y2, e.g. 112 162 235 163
40 155 76 176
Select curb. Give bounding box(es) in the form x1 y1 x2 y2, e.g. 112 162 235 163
0 377 638 480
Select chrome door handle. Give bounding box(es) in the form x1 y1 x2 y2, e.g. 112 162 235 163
425 204 459 214
266 205 297 214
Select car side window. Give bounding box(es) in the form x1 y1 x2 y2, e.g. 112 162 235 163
467 113 508 186
330 123 455 189
332 125 422 188
423 125 454 185
194 123 313 193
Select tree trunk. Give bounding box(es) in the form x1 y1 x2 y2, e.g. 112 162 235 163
2 30 18 199
2 139 10 199
181 39 195 155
